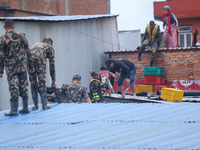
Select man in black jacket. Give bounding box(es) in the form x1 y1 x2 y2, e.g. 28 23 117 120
106 59 137 98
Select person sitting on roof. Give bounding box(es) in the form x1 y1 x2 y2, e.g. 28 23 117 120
138 20 161 67
90 70 109 103
60 74 91 103
99 65 115 96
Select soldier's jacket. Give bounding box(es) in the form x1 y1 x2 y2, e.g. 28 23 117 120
0 29 33 74
89 79 109 102
59 82 89 103
30 42 55 82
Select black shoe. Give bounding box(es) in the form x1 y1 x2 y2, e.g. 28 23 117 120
149 59 154 67
138 53 141 61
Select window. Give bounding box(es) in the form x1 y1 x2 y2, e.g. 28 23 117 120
178 26 192 48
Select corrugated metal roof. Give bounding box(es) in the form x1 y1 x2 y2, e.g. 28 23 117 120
0 14 119 21
104 47 200 54
1 102 200 150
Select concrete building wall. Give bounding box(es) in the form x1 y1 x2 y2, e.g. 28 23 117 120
0 16 119 111
178 17 200 41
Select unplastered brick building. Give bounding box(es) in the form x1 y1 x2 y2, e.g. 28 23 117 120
0 0 110 17
104 47 200 91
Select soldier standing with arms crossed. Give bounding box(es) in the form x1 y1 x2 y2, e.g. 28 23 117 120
29 37 56 110
0 19 35 116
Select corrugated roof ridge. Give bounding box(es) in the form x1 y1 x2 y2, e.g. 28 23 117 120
0 14 119 21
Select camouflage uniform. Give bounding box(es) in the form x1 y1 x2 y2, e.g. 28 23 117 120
59 82 89 103
29 41 55 109
90 70 109 103
0 29 33 100
29 42 55 89
139 22 161 66
0 29 34 116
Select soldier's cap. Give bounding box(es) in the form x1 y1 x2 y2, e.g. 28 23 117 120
106 59 114 68
72 74 81 80
90 70 99 76
43 37 53 44
150 21 155 25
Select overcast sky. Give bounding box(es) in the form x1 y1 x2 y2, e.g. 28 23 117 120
110 0 166 33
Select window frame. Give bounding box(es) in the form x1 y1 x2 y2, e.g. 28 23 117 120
178 25 192 48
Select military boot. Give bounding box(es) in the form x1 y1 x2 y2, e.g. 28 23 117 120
4 99 18 116
138 53 142 61
39 88 51 110
19 96 30 113
31 88 39 110
149 59 154 67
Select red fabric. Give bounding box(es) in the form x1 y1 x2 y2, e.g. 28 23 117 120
99 70 115 77
162 9 172 37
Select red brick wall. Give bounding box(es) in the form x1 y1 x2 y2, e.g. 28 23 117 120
12 11 48 17
0 0 20 9
0 10 52 17
69 0 108 15
109 48 200 81
0 0 65 15
23 0 66 15
0 0 109 16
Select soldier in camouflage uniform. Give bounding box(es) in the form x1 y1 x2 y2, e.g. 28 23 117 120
89 70 109 103
0 19 35 116
59 74 91 103
29 37 56 110
138 20 161 67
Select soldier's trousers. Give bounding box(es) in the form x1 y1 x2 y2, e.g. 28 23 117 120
7 72 28 100
139 39 158 61
29 60 46 90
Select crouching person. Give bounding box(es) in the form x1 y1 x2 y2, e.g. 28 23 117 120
90 70 109 103
60 74 91 103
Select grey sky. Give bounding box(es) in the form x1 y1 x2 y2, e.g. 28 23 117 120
110 0 166 33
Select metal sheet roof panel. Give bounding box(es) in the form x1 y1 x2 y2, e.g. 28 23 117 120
0 14 119 22
1 102 200 149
